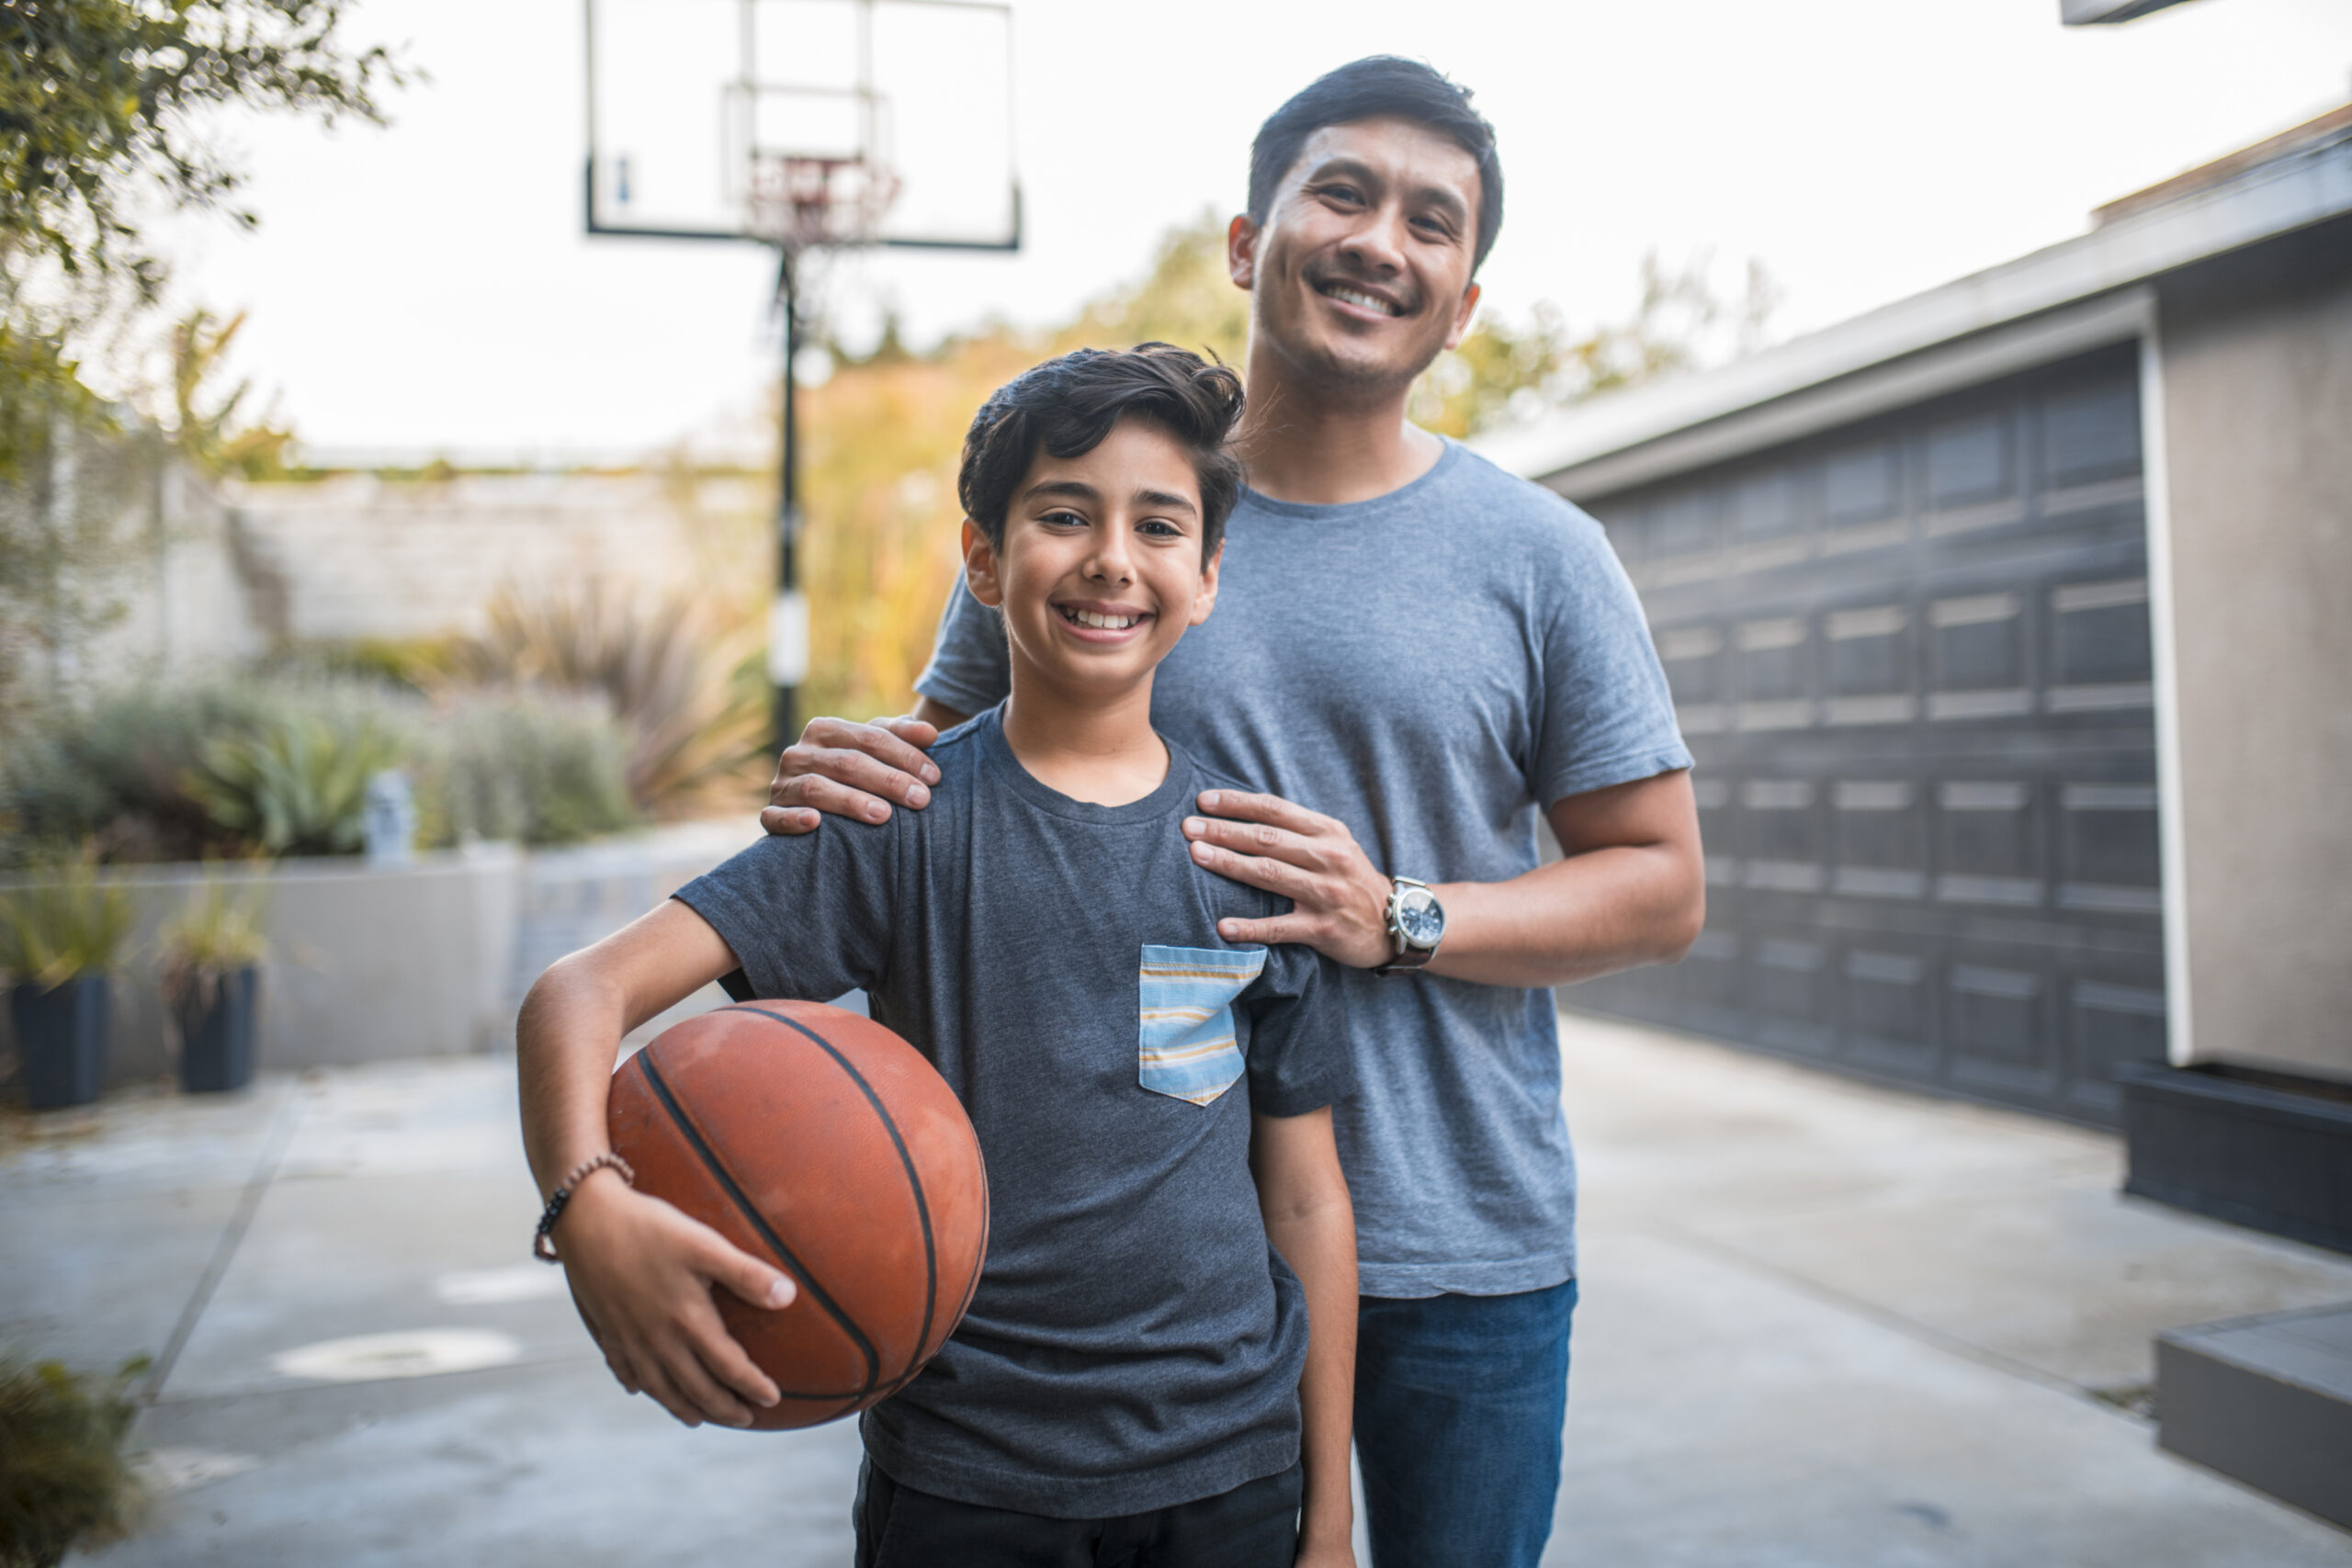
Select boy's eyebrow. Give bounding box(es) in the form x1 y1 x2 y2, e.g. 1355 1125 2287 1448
1302 154 1471 227
1024 479 1199 517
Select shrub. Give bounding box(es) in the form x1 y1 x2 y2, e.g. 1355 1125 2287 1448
0 1357 147 1568
427 694 640 848
0 858 133 990
180 710 401 857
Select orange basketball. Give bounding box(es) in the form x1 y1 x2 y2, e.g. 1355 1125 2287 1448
607 1000 989 1430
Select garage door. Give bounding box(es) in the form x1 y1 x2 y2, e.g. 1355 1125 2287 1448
1564 343 2165 1127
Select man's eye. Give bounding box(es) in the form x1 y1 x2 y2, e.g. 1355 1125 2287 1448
1318 183 1364 206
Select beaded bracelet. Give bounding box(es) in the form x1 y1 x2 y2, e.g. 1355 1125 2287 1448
533 1151 637 1262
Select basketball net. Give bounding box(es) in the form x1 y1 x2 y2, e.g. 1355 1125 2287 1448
748 154 899 262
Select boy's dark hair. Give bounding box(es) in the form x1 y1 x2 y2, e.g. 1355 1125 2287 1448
958 344 1246 561
1247 56 1503 275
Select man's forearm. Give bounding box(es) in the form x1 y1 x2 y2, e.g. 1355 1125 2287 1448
1429 838 1703 989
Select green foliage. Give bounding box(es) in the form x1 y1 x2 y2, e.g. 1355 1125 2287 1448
428 694 641 848
168 309 294 479
156 873 272 977
0 0 405 310
0 856 133 989
440 581 765 818
1408 252 1783 438
180 709 400 857
1 675 644 862
1055 210 1249 367
0 1356 147 1568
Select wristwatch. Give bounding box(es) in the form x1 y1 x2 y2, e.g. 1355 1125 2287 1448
1374 876 1445 976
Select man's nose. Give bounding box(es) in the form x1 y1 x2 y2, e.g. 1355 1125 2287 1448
1340 204 1409 276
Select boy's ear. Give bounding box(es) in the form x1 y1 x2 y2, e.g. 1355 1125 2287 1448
1227 213 1259 292
1187 540 1224 628
960 519 1005 609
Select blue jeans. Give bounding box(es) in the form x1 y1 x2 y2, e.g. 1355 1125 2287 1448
1353 1278 1577 1568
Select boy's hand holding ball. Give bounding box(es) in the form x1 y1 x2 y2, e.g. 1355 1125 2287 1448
553 1169 795 1429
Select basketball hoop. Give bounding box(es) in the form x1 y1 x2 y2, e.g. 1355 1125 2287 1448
745 153 901 260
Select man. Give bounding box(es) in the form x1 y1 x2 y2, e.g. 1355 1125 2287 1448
764 57 1702 1567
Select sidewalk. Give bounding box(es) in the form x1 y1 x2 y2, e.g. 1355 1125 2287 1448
3 1012 2346 1565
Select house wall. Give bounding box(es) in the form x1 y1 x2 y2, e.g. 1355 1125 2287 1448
2155 217 2352 1082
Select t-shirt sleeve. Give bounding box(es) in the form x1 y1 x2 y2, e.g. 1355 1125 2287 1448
1528 504 1694 807
1240 941 1356 1117
671 819 899 1004
913 578 1012 719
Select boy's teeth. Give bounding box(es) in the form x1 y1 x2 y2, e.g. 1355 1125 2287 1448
1071 609 1136 629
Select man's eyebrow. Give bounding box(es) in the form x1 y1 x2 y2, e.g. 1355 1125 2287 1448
1301 155 1472 225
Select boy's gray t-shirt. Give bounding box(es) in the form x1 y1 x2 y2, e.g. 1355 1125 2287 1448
918 440 1690 1298
674 708 1352 1517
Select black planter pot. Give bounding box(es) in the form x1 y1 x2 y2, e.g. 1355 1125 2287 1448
9 976 108 1110
172 966 259 1094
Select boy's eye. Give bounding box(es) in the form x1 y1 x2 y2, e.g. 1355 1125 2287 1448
1040 510 1087 529
1137 518 1182 538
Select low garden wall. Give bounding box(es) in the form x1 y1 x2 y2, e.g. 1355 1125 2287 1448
0 819 761 1089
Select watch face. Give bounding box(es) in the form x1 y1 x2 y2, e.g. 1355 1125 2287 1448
1395 886 1444 948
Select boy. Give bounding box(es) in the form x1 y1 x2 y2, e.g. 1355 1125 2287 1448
517 344 1360 1567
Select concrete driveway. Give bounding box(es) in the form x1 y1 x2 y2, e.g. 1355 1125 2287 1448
6 1012 2349 1565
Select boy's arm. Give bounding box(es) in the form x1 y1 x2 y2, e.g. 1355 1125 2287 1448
517 898 798 1429
1250 1106 1358 1568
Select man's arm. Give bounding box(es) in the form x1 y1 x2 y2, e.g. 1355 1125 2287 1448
1250 1107 1357 1568
758 698 967 835
1182 769 1705 987
517 900 798 1428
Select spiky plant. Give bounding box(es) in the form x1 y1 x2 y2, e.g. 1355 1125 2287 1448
0 1356 148 1568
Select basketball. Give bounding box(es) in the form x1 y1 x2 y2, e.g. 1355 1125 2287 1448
606 1000 989 1430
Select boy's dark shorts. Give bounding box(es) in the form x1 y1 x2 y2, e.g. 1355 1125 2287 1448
854 1457 1304 1568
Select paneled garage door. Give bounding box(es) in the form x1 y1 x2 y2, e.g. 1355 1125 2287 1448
1563 343 2165 1127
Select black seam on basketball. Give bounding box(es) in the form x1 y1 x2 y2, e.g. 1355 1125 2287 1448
729 1005 941 1385
634 1046 883 1396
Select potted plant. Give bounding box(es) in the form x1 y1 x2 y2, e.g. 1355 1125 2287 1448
158 877 271 1095
0 1355 148 1566
0 860 132 1111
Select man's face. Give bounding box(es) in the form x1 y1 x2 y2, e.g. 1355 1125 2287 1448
962 417 1222 703
1231 116 1484 400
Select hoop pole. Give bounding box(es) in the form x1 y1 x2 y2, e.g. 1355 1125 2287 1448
769 248 808 751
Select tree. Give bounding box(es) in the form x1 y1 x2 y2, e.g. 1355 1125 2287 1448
0 0 404 715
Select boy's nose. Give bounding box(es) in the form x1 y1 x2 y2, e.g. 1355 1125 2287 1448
1084 532 1133 583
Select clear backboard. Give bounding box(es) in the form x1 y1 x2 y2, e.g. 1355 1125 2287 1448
584 0 1019 251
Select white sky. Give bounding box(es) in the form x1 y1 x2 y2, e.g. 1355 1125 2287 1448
152 0 2352 462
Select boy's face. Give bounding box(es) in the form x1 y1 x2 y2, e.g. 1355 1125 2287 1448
1229 115 1484 400
962 416 1221 703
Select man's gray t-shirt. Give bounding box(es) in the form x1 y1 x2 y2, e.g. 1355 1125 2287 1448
674 708 1353 1517
918 440 1690 1297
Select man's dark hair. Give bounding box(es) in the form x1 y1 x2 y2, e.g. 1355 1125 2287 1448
958 344 1246 561
1247 56 1503 274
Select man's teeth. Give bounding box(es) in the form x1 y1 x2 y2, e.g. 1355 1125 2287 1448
1323 285 1399 316
1069 609 1138 630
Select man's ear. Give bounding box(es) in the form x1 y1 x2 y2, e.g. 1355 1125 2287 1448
1227 213 1259 291
960 519 1005 609
1442 280 1483 354
1188 540 1225 628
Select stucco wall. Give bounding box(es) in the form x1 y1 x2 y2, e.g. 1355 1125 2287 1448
2156 218 2352 1080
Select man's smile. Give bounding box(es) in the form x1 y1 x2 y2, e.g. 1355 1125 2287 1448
1312 275 1411 319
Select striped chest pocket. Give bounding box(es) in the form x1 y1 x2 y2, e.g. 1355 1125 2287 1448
1137 944 1266 1106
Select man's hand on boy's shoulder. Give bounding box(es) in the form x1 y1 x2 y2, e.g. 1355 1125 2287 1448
1181 790 1394 969
554 1173 797 1429
763 714 944 836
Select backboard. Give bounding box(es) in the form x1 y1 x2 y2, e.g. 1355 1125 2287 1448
584 0 1019 252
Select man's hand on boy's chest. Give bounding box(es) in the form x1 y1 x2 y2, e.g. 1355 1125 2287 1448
1178 787 1394 969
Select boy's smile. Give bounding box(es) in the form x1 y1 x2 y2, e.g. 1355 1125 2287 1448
963 415 1222 705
